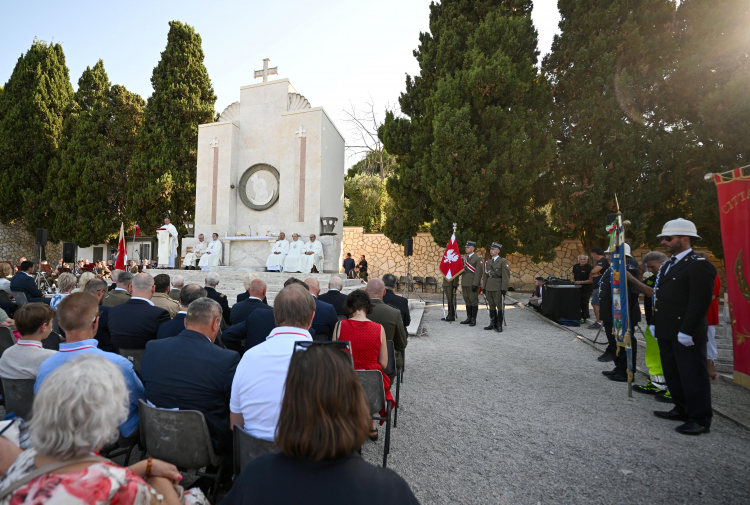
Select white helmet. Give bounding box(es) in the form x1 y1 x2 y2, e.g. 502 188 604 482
657 218 701 240
608 243 632 257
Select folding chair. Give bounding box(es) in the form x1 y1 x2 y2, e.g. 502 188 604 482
356 370 393 468
425 276 438 293
100 426 140 466
41 331 61 351
0 327 15 358
412 276 425 292
1 378 36 420
337 314 347 322
138 400 225 504
398 276 408 291
118 348 146 373
10 292 28 308
383 340 402 428
232 424 279 479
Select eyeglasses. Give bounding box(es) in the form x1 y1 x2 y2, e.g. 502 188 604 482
293 341 354 368
660 236 676 242
92 311 102 323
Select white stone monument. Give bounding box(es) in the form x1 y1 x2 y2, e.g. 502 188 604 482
183 59 345 272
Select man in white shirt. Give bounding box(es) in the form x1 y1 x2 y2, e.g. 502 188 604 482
183 234 207 270
0 303 57 380
199 233 223 270
297 234 324 274
229 284 316 441
265 232 289 272
281 233 305 273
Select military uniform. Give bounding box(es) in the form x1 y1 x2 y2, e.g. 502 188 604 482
441 274 461 322
482 243 510 332
205 286 231 328
460 242 483 327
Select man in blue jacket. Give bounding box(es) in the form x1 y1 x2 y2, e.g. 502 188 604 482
304 277 337 341
10 261 51 304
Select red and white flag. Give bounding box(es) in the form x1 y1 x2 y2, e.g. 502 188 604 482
115 222 127 271
439 233 464 280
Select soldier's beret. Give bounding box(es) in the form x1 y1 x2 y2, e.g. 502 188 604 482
490 243 502 250
465 241 476 247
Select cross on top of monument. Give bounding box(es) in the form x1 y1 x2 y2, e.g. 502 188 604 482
295 125 307 138
254 58 278 83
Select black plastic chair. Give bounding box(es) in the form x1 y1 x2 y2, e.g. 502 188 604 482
425 276 438 293
357 370 393 467
412 277 425 292
398 276 408 291
383 340 402 428
232 424 279 479
101 426 140 466
0 327 15 358
1 377 35 420
42 331 61 351
10 292 28 307
118 348 146 373
138 400 225 504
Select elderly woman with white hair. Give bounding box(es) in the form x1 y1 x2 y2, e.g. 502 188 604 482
0 355 208 505
49 272 77 310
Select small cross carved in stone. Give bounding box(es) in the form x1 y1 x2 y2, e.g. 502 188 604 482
209 137 219 148
295 126 307 138
254 58 278 83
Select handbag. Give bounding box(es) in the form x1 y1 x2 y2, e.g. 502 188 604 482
0 455 109 500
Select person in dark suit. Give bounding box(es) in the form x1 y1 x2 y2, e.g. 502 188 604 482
10 261 51 304
83 278 115 352
141 297 240 456
304 278 338 341
107 269 122 292
157 285 207 339
168 274 184 301
342 253 356 279
204 272 231 326
230 279 271 325
365 278 408 382
651 219 716 436
109 273 170 349
382 273 411 328
318 276 347 316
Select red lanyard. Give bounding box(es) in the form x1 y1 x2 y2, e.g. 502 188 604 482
59 346 96 353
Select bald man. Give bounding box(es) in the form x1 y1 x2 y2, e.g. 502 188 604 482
109 273 171 349
230 278 272 325
305 277 338 341
366 278 408 377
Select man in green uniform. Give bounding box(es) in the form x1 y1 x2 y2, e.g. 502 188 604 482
441 274 461 322
482 242 511 333
460 241 483 327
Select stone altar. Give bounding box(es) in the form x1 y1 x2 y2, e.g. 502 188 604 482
183 60 345 272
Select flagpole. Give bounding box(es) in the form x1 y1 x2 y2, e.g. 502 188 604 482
131 222 138 268
615 195 633 398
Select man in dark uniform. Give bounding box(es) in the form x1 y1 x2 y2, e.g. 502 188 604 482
482 243 510 332
459 241 483 327
204 272 231 327
572 254 593 323
651 218 716 435
441 274 461 322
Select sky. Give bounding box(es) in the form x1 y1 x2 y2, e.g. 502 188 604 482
0 0 561 168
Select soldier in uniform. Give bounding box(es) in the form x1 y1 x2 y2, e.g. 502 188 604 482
482 243 510 332
204 272 232 328
441 274 461 322
459 241 483 327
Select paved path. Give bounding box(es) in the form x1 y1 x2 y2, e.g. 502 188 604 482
361 302 750 504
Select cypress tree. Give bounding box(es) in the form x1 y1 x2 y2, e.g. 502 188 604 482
381 0 558 259
46 61 145 246
0 40 73 230
127 21 216 235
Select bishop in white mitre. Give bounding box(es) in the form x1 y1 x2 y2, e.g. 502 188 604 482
157 216 179 268
199 233 223 270
265 232 289 272
298 234 325 274
183 234 207 269
281 233 305 273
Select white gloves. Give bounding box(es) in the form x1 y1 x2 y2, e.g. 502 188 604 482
677 332 694 347
649 325 656 339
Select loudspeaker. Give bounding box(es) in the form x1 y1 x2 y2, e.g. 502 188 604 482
36 228 48 246
62 242 76 263
404 238 414 257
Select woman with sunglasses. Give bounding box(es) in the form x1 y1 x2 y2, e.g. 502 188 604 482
223 345 419 505
333 289 393 441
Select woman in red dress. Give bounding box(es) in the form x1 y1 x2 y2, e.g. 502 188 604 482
333 290 393 441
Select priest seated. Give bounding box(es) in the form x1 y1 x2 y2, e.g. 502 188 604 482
184 234 207 270
281 233 305 273
199 233 223 270
297 234 324 274
265 232 289 272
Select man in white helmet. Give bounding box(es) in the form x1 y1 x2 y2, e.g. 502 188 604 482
651 218 716 436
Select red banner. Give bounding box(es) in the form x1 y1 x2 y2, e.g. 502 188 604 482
115 222 126 271
714 168 750 389
439 234 464 280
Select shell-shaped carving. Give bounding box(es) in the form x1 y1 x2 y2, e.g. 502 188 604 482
288 93 311 111
219 101 240 124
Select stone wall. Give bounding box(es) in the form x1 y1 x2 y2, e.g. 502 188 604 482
0 221 63 263
342 227 727 291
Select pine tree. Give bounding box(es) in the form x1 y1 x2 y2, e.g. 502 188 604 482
46 61 145 247
127 21 216 235
0 40 73 230
381 0 558 259
542 0 681 250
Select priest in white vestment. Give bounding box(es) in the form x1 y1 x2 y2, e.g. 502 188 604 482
183 234 207 269
298 234 325 274
281 233 305 273
199 233 223 270
265 232 289 272
156 217 179 268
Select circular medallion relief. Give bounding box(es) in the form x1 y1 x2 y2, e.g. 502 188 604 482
238 164 280 211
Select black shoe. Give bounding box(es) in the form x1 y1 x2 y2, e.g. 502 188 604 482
597 351 613 362
608 374 627 382
469 307 477 327
601 368 619 376
459 314 472 324
441 315 455 322
633 380 662 395
654 409 689 422
495 319 503 333
675 422 710 436
484 310 496 330
654 390 674 403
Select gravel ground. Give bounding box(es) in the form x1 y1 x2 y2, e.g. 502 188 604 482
360 301 750 505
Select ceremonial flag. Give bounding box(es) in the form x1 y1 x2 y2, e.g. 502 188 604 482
440 233 464 280
134 222 140 237
115 222 127 271
713 167 750 389
609 214 634 391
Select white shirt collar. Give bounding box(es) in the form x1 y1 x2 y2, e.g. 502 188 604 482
178 310 188 314
672 248 692 263
131 296 155 306
114 287 129 292
16 340 43 348
328 288 340 292
266 326 312 341
248 296 262 301
468 253 474 258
